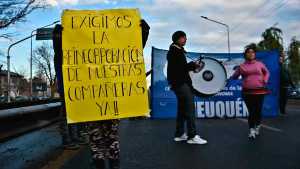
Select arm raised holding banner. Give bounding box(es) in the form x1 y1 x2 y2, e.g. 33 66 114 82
141 19 150 48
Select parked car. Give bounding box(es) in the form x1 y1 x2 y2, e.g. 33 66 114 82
287 86 300 99
0 96 8 103
15 96 30 102
38 96 50 100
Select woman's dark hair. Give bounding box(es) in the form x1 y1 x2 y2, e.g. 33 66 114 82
244 46 256 58
172 31 186 43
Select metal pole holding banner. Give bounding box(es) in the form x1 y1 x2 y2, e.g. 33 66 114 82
201 16 231 58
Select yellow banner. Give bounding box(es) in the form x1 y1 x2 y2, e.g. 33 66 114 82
62 9 149 123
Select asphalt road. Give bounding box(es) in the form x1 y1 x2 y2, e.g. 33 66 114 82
1 105 300 169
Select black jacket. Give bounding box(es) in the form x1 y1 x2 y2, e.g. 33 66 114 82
167 44 195 89
52 24 64 96
280 65 295 88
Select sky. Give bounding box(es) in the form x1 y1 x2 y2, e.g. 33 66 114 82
0 0 299 77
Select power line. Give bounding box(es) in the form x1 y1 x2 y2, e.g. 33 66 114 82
210 0 289 50
261 0 289 18
205 0 276 49
230 0 272 32
232 0 288 33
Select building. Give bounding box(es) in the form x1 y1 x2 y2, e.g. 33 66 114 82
0 68 28 97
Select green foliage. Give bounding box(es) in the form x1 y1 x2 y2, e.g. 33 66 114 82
245 27 300 84
245 27 283 53
288 37 300 84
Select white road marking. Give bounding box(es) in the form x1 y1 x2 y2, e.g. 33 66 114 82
237 118 283 133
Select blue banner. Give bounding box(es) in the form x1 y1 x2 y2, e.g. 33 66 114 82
151 47 280 118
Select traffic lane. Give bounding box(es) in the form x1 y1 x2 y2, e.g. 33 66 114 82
60 110 300 169
0 124 63 169
119 118 299 169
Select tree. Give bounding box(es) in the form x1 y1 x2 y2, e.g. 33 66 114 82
245 27 284 53
0 33 14 40
287 37 300 84
258 27 284 53
0 0 48 39
33 43 56 96
13 65 28 77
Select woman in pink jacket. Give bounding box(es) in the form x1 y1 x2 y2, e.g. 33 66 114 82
231 47 270 139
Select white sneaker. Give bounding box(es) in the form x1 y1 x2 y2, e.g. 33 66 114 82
248 128 256 139
187 135 207 145
174 133 188 142
255 125 261 136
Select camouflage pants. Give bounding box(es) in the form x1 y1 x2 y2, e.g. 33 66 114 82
88 119 120 160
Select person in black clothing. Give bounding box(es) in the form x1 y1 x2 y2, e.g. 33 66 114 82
167 31 207 145
53 24 85 150
279 55 295 115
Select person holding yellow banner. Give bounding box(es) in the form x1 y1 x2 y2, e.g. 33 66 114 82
53 24 87 150
54 16 149 168
86 19 150 169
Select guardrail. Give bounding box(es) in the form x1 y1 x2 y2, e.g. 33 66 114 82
0 102 61 119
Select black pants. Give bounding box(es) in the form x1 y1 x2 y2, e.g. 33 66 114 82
243 93 265 129
59 100 80 145
173 83 197 139
279 87 288 114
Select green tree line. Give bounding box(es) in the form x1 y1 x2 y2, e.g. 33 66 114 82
246 27 300 84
